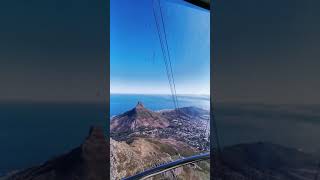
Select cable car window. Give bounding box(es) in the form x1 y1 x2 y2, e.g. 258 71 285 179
110 0 210 179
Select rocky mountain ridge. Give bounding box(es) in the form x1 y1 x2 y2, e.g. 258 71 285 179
110 102 210 151
110 102 169 133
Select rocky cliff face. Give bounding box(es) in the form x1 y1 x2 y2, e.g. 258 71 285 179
110 137 209 180
6 127 108 180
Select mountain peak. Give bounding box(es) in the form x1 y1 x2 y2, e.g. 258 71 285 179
111 102 169 133
135 101 144 109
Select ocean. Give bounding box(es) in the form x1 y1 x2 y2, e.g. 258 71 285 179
110 94 210 117
0 102 105 176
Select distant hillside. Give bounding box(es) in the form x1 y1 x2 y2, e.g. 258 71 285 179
159 106 209 120
110 102 210 150
110 102 169 133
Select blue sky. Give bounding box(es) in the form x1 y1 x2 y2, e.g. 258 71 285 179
111 0 210 95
